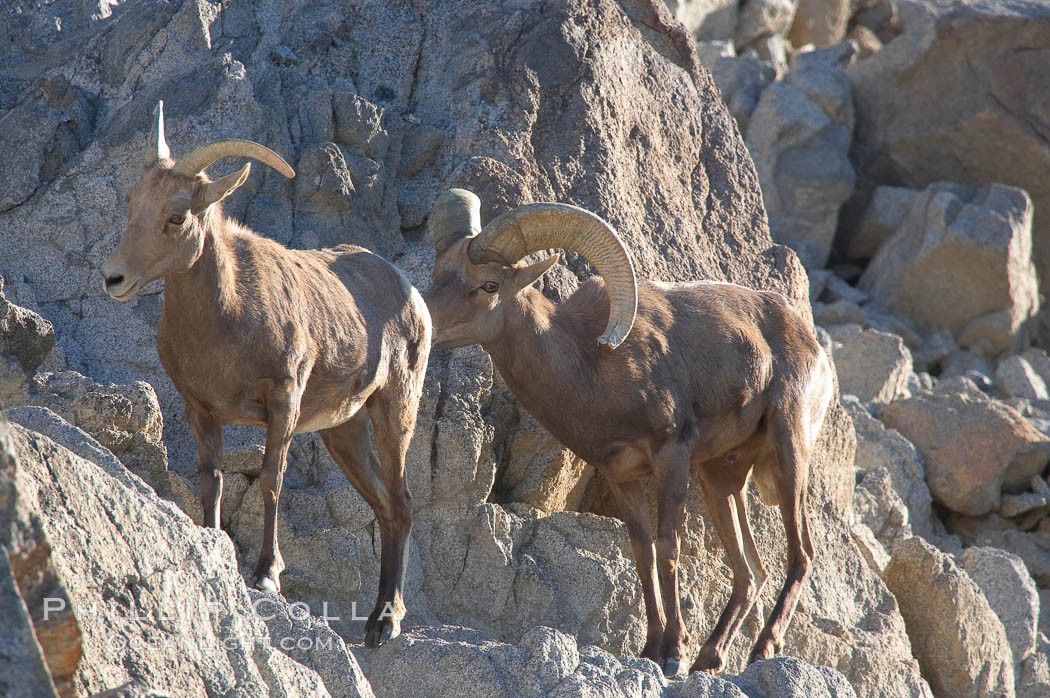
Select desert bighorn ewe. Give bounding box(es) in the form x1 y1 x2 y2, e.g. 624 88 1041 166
101 102 430 647
425 189 834 675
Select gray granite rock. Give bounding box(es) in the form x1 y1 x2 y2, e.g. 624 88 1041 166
959 546 1039 666
882 537 1015 698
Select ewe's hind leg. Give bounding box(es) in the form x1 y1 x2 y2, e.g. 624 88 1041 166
691 458 766 674
361 376 422 647
319 412 403 646
652 441 692 676
748 412 813 663
606 478 665 662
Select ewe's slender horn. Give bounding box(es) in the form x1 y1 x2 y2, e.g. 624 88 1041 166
433 188 481 254
149 101 171 164
173 139 296 179
469 200 638 348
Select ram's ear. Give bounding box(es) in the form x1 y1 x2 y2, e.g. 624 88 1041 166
511 254 560 293
194 163 251 210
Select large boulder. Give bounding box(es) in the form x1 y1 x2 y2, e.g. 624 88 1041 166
847 0 1050 303
0 275 54 376
947 515 1050 589
827 325 911 405
0 417 79 698
788 0 850 47
0 2 928 696
958 546 1039 667
745 62 855 268
842 396 934 541
882 537 1016 698
858 182 1039 355
882 383 1050 516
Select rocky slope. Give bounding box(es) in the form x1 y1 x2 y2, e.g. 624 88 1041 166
678 0 1050 695
3 407 864 697
6 0 1047 697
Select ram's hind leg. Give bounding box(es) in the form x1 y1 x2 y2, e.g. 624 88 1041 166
748 410 814 663
691 453 766 674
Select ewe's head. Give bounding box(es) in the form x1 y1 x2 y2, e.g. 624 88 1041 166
424 188 638 350
101 101 294 301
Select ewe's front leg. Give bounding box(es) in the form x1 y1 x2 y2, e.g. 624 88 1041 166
185 400 223 528
252 378 301 593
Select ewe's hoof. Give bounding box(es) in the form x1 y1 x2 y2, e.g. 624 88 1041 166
253 576 279 594
364 619 399 648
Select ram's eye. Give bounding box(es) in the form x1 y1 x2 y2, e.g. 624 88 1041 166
481 281 499 294
169 214 186 225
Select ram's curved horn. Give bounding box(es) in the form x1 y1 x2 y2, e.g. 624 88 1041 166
173 139 295 179
432 188 481 255
469 201 638 348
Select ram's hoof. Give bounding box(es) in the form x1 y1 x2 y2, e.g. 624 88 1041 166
690 649 724 674
659 656 682 677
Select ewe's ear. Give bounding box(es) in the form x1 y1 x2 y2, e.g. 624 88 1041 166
194 162 251 211
512 254 560 292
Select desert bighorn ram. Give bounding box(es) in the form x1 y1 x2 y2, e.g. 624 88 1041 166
101 102 430 647
424 189 834 675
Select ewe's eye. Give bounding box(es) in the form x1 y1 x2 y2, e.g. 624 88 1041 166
169 214 186 225
481 281 499 294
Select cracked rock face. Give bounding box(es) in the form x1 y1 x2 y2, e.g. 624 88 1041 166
0 1 929 696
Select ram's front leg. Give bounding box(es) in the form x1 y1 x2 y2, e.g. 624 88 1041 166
251 377 301 593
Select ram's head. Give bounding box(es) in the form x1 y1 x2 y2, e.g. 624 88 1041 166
424 188 637 349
